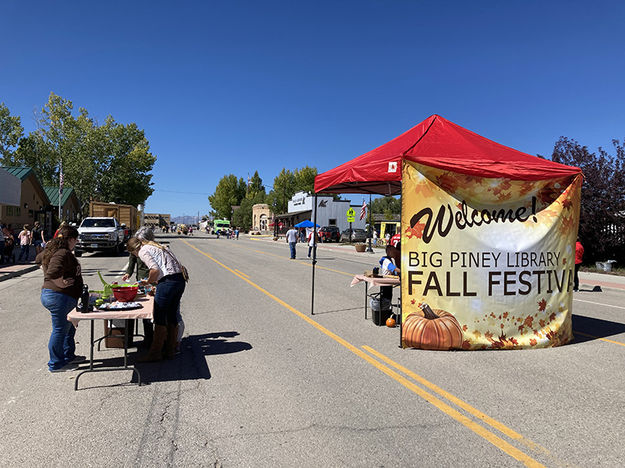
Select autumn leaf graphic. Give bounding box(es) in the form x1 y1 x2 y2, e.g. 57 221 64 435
524 315 534 328
492 179 512 196
436 173 461 193
405 223 425 240
538 299 547 312
529 338 537 346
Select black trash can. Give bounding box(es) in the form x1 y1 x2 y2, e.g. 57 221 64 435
370 296 392 326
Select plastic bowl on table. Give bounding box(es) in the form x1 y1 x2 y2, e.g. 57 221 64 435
112 286 139 302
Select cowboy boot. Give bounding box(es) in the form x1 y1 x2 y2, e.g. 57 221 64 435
164 324 179 359
138 325 166 362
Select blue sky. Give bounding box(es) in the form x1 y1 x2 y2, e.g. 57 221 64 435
1 0 624 217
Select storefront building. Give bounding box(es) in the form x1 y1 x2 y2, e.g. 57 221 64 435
0 166 54 236
274 191 367 234
252 204 272 233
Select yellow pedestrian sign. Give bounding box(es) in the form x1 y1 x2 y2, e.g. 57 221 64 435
346 208 356 222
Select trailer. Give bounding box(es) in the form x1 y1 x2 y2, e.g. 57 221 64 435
89 202 139 240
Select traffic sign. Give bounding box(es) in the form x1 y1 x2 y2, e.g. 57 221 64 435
346 208 356 222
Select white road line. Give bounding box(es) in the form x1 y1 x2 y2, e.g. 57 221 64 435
574 298 625 310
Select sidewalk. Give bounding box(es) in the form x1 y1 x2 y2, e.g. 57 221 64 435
0 246 39 282
579 270 625 292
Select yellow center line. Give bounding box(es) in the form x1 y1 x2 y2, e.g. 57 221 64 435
181 240 544 468
362 345 552 457
234 269 250 278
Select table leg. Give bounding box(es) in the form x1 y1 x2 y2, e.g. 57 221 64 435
74 319 142 391
364 282 368 320
89 320 94 371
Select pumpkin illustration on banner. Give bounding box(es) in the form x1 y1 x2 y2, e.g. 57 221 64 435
403 303 463 350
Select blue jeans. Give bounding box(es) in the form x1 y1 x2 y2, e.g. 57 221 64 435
18 244 29 261
289 242 297 259
154 274 186 326
41 289 78 370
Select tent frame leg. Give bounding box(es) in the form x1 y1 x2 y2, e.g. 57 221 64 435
311 194 318 315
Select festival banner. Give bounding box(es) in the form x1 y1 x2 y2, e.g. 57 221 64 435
400 161 582 350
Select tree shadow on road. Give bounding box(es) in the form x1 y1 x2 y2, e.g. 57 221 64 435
572 314 625 344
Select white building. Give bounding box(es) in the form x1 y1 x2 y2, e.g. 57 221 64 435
283 191 367 232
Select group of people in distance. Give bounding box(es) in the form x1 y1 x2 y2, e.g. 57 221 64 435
37 224 187 372
0 220 46 264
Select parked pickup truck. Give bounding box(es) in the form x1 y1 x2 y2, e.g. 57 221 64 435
75 217 125 257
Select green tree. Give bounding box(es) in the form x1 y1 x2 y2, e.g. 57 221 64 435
551 137 625 264
232 190 266 231
0 102 23 161
209 174 246 219
9 92 156 212
293 166 318 193
247 170 265 197
371 196 400 219
94 117 156 206
266 168 296 215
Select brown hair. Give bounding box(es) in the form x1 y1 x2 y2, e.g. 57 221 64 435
41 225 79 268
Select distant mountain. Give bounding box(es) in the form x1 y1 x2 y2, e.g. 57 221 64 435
172 215 197 225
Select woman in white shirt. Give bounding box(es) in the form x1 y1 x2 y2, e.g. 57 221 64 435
127 237 186 361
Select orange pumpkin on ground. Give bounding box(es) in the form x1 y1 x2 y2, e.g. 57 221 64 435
403 303 463 350
386 316 396 328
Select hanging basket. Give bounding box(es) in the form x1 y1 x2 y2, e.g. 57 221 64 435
355 243 366 252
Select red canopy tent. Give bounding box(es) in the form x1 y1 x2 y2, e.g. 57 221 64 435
315 114 580 195
309 115 582 324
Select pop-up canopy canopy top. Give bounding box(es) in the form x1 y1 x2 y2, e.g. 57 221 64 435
312 115 583 351
314 114 581 195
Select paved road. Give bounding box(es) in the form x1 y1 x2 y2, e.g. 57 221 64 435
1 234 624 466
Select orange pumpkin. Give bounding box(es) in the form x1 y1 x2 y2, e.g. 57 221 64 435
386 316 396 328
403 303 463 350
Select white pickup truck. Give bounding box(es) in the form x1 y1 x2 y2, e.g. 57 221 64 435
75 217 125 256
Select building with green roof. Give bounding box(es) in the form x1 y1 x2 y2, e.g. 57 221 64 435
0 166 52 233
43 186 81 223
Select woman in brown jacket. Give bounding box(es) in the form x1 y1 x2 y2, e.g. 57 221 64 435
37 225 84 372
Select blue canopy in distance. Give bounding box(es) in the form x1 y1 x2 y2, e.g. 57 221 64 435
294 220 320 228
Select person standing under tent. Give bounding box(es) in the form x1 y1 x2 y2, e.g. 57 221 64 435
285 225 298 259
574 238 584 292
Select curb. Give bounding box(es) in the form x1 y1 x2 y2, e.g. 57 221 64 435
0 265 39 282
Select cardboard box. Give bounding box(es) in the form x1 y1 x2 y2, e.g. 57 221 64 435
103 320 135 348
